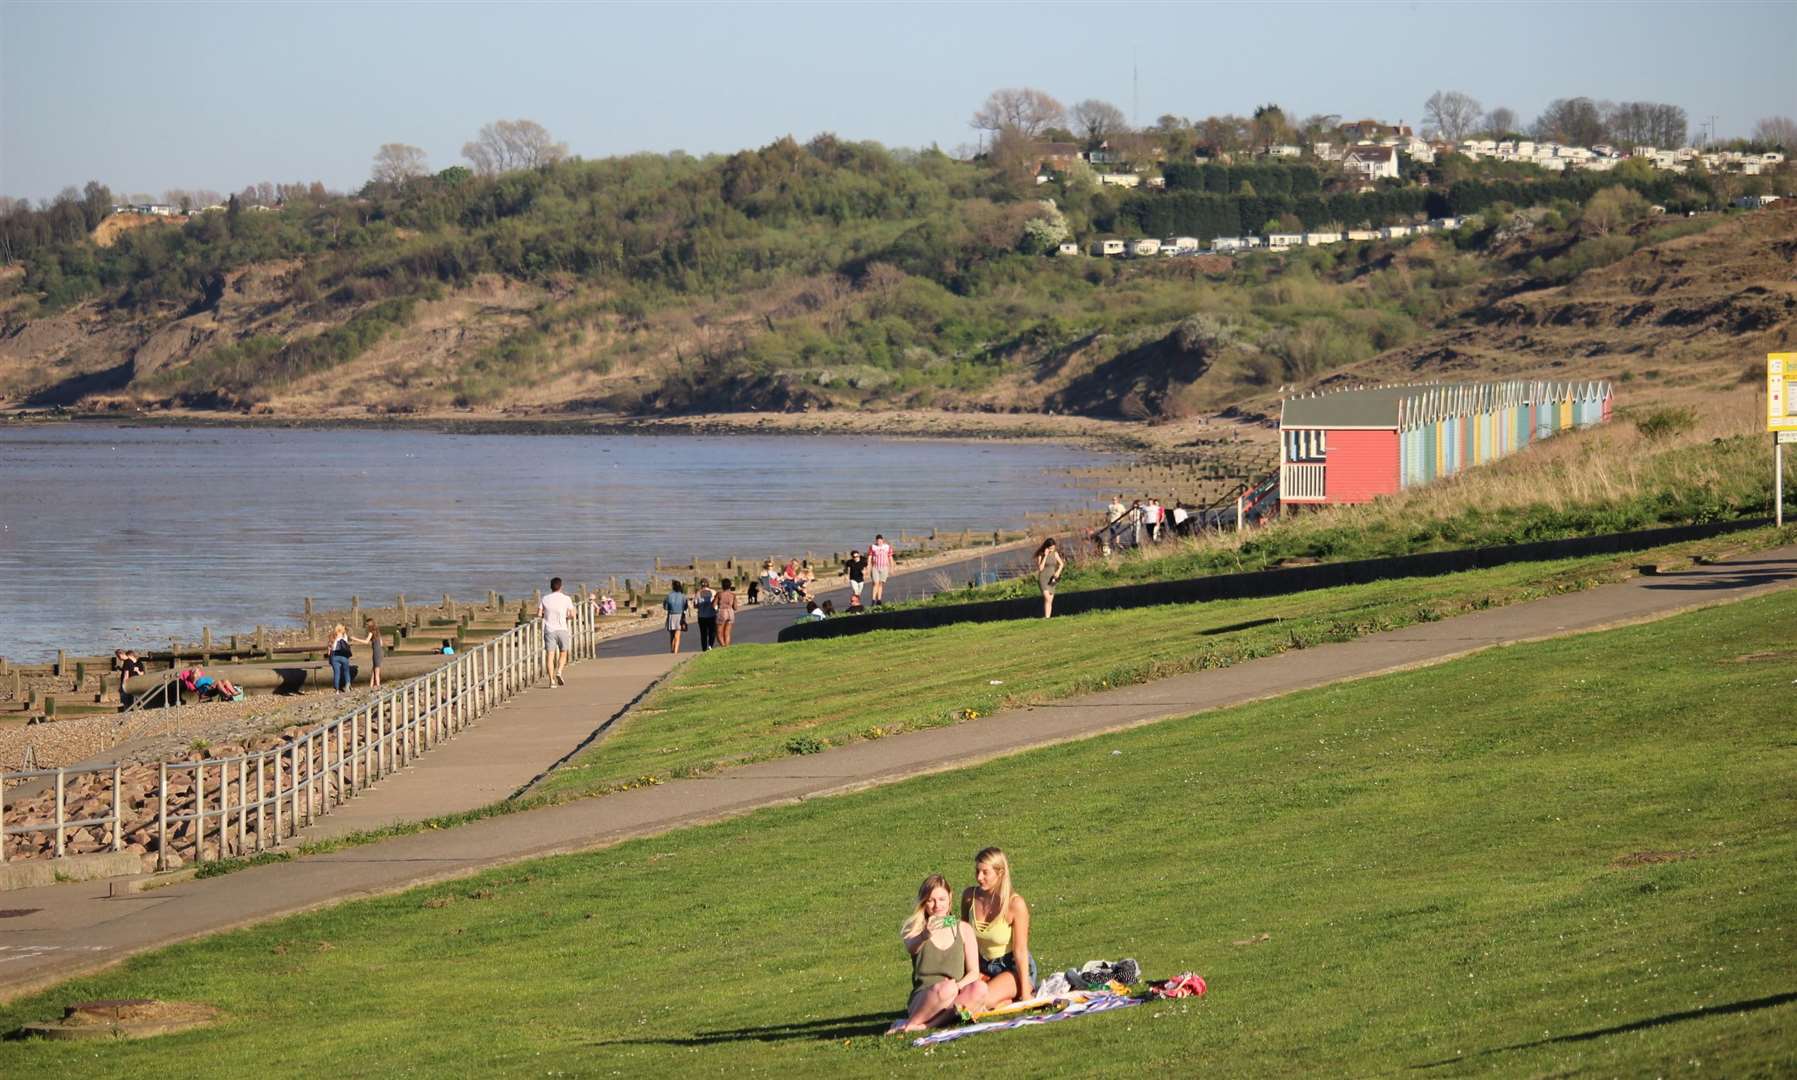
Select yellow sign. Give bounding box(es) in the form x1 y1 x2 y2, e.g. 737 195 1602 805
1771 353 1797 432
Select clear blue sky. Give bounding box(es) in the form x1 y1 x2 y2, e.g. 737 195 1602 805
4 0 1794 202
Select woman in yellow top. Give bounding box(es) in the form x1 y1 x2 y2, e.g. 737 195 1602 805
954 847 1035 1014
889 873 980 1034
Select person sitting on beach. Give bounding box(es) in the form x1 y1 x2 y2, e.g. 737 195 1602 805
954 847 1035 1015
440 639 456 655
781 559 803 600
888 874 980 1034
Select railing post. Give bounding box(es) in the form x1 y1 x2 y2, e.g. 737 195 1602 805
0 772 8 865
266 752 278 849
194 764 206 866
244 756 255 853
289 736 300 830
111 764 123 852
54 767 65 858
157 763 168 871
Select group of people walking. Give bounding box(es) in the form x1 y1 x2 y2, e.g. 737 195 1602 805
1100 495 1184 552
659 577 738 654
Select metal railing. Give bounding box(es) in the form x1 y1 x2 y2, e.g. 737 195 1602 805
0 609 599 868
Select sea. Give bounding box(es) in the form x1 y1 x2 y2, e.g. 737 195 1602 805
0 424 1107 661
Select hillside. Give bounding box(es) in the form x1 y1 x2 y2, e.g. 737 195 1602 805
0 144 1790 429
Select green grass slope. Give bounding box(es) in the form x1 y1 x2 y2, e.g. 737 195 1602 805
3 589 1793 1076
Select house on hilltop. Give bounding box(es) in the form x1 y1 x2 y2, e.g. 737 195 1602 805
1344 145 1399 181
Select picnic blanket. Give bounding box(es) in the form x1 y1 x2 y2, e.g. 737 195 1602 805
911 993 1141 1047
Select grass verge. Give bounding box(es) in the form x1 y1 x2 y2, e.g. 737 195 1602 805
530 527 1787 802
1 588 1792 1075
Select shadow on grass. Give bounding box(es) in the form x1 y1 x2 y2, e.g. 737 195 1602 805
1410 990 1797 1069
1199 617 1281 636
594 1010 895 1047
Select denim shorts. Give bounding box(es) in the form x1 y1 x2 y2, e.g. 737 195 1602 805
979 952 1037 983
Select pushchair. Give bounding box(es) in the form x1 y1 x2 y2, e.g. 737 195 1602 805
761 571 805 604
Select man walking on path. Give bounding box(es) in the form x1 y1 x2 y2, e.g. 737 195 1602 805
868 534 895 606
843 549 867 607
539 577 576 687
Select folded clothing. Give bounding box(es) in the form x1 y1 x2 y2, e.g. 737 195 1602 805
1068 957 1140 988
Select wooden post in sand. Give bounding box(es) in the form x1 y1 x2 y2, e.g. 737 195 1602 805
397 594 408 623
201 627 212 662
54 650 66 677
349 597 362 632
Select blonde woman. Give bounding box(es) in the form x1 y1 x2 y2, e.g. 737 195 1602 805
888 874 980 1034
1033 537 1065 619
326 623 353 693
955 847 1035 1013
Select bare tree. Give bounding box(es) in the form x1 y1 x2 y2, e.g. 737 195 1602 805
1070 99 1128 143
1482 106 1518 137
1754 115 1797 150
1424 90 1482 143
1534 98 1605 146
371 143 430 184
970 88 1066 140
462 119 569 176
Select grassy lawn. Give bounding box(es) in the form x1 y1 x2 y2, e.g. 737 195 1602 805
531 528 1782 801
2 586 1793 1076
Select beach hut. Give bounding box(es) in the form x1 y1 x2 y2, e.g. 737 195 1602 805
1279 379 1613 509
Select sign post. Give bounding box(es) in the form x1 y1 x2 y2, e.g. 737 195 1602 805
1769 353 1797 527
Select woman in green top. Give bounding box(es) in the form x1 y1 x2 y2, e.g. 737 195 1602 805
888 873 980 1034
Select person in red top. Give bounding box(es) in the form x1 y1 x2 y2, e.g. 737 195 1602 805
867 534 895 606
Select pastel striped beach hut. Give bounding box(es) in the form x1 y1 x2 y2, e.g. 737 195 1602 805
1278 380 1613 509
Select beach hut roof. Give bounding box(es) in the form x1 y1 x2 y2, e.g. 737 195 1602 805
1281 380 1610 430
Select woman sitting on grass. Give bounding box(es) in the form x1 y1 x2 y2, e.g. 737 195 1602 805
889 873 980 1034
955 847 1035 1014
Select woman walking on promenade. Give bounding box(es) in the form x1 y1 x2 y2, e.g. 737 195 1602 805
716 578 738 647
694 579 719 651
956 847 1035 1015
663 580 689 654
353 618 384 688
1033 537 1065 619
326 623 354 693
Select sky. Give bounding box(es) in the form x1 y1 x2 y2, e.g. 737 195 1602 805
3 0 1794 202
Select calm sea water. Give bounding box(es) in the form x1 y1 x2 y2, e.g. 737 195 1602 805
0 424 1106 661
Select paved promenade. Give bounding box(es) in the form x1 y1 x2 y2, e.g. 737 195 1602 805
1 544 1792 1001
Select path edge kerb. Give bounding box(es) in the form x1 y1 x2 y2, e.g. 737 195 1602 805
777 517 1773 642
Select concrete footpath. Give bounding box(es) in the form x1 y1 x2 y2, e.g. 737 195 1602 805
1 544 1792 1002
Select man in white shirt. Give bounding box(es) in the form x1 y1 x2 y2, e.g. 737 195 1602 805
538 576 576 687
867 534 895 606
